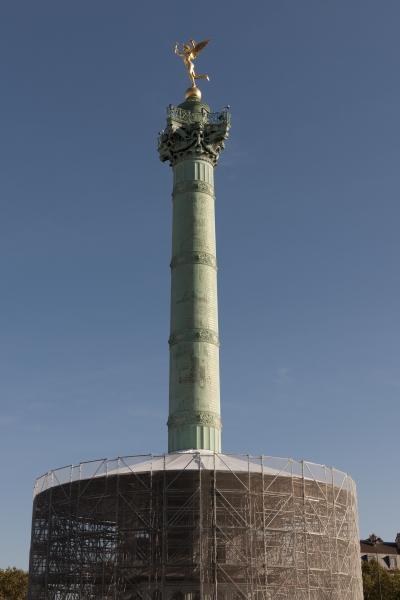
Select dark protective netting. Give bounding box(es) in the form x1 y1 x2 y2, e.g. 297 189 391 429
28 452 363 599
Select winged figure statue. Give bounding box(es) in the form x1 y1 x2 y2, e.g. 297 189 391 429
174 39 210 87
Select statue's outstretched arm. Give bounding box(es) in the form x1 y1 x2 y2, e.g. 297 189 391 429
174 43 183 57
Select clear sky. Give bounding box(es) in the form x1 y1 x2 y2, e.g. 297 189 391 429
1 0 399 569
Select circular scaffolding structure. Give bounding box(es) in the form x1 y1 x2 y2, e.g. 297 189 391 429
28 452 362 599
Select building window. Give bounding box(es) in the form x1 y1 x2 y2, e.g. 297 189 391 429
381 555 397 569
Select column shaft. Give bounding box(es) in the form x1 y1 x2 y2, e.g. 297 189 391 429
168 158 221 451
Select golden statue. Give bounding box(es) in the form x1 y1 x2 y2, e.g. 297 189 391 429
174 39 210 89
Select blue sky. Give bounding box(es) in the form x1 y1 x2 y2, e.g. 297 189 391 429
1 0 399 568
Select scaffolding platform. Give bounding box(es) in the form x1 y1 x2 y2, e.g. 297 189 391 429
28 451 363 599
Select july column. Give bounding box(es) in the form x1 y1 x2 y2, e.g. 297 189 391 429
158 92 230 452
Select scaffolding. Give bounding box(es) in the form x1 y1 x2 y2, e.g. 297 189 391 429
28 452 363 599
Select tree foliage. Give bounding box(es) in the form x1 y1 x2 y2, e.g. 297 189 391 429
0 567 28 600
362 560 400 599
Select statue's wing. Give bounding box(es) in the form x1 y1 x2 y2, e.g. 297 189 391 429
193 39 209 57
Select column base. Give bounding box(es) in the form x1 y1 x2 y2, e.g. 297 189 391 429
168 425 221 453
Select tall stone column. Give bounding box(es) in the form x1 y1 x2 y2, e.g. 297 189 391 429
158 90 230 452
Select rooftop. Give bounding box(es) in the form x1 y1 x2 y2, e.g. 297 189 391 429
360 534 400 555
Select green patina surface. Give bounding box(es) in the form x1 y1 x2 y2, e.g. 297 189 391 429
158 95 230 452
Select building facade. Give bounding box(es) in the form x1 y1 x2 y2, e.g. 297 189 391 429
361 533 400 571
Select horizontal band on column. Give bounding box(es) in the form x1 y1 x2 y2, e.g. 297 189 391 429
170 251 217 270
168 411 221 429
169 328 220 347
173 181 214 197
